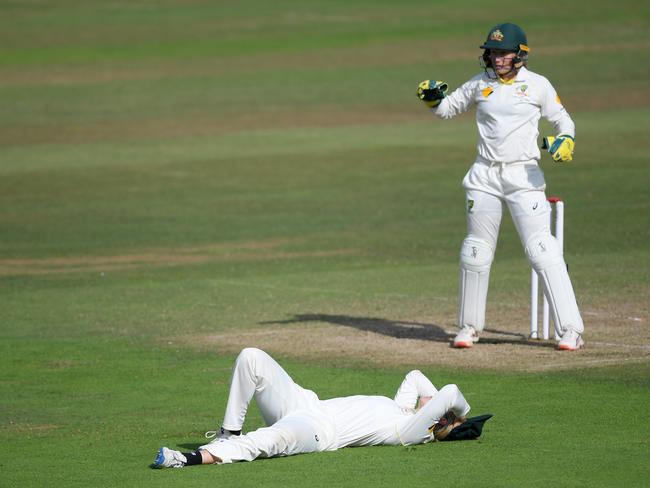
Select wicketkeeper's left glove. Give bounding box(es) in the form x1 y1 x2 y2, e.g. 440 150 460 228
542 134 575 162
417 80 448 108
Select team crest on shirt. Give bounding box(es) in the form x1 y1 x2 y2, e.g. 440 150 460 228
515 84 529 97
490 29 504 41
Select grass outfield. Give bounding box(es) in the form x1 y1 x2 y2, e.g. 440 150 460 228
1 0 649 486
2 342 649 487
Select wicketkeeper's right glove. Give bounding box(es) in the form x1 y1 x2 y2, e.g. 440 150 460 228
417 80 448 108
542 134 575 162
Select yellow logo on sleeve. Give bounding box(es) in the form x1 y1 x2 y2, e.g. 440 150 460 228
482 87 493 98
556 94 563 105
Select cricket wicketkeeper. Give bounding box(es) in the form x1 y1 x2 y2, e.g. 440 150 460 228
417 23 585 350
153 348 491 468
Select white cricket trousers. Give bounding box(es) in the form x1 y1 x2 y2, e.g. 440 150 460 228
459 158 583 334
199 348 336 463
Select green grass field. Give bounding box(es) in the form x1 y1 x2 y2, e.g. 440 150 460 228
1 1 649 486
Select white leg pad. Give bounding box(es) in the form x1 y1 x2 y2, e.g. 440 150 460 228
525 233 584 335
458 237 494 332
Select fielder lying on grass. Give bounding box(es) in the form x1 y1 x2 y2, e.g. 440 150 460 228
153 347 492 468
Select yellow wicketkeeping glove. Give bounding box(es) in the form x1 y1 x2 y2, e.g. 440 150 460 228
417 80 448 108
542 134 575 162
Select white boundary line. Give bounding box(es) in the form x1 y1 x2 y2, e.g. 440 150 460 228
586 341 650 350
523 355 650 372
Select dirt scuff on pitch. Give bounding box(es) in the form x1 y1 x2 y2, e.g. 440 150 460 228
181 306 649 372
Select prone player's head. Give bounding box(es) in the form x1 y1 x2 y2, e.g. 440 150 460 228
432 410 466 441
433 411 493 441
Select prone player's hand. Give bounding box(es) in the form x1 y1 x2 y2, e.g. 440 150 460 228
417 80 448 108
542 134 575 162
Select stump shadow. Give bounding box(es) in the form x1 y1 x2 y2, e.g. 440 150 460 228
261 314 556 348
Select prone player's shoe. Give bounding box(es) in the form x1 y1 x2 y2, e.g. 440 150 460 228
557 329 584 351
453 326 479 348
153 447 187 468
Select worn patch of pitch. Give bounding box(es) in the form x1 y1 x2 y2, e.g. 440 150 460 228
177 304 649 372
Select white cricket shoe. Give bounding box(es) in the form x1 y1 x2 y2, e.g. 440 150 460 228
453 326 479 348
557 329 584 351
153 447 187 468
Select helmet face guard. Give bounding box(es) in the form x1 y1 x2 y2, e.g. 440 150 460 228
479 23 529 78
480 46 529 68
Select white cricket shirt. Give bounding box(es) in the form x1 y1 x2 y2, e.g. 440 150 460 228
320 371 471 448
433 67 575 164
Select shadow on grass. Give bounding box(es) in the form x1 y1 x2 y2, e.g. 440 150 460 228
480 327 557 348
261 314 557 349
263 313 449 341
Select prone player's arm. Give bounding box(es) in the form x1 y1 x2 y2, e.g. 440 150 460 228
394 370 438 410
397 384 470 445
